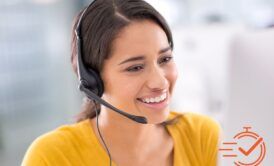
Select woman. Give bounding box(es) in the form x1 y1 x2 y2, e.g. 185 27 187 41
22 0 220 166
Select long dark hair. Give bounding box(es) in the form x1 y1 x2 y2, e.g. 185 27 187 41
71 0 181 124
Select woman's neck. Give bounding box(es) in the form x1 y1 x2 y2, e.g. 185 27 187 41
90 108 168 154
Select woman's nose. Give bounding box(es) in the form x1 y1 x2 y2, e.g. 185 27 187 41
146 66 168 91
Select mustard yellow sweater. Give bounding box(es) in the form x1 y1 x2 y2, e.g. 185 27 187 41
22 112 220 166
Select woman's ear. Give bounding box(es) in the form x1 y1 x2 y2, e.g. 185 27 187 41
71 53 78 77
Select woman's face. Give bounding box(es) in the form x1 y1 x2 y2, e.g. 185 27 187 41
101 20 178 124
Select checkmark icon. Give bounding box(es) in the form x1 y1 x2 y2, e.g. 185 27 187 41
238 137 263 156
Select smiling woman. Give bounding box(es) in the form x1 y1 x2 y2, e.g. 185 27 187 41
21 0 221 166
100 20 178 124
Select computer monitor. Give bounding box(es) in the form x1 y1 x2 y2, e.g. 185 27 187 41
221 28 274 166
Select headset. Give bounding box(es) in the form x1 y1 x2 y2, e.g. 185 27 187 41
75 0 147 166
74 0 147 124
74 1 148 165
75 0 151 166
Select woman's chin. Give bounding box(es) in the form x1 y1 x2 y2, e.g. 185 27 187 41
145 108 170 124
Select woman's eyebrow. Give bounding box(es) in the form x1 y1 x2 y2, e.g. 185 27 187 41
159 45 171 54
118 46 171 65
118 56 145 65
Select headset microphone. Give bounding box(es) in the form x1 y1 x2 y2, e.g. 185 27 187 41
75 3 148 124
79 85 148 124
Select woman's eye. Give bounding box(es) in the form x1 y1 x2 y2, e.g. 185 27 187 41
126 65 144 72
159 56 173 64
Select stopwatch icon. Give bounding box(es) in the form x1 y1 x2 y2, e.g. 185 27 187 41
219 126 266 166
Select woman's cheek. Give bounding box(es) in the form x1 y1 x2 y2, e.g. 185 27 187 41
171 65 178 82
167 63 178 93
118 81 138 97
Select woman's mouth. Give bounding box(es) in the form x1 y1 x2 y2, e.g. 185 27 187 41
137 93 169 110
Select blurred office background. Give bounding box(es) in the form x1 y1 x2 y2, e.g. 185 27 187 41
0 0 273 165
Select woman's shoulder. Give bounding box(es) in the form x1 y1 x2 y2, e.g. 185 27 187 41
33 119 91 147
168 111 221 165
22 119 92 165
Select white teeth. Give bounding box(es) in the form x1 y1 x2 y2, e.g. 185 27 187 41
155 97 161 102
140 93 167 103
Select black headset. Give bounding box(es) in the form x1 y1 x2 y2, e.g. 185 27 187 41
74 0 148 124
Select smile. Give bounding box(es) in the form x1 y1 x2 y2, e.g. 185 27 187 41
137 93 169 110
139 93 167 103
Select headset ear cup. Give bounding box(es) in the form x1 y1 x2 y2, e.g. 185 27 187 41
86 68 104 97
